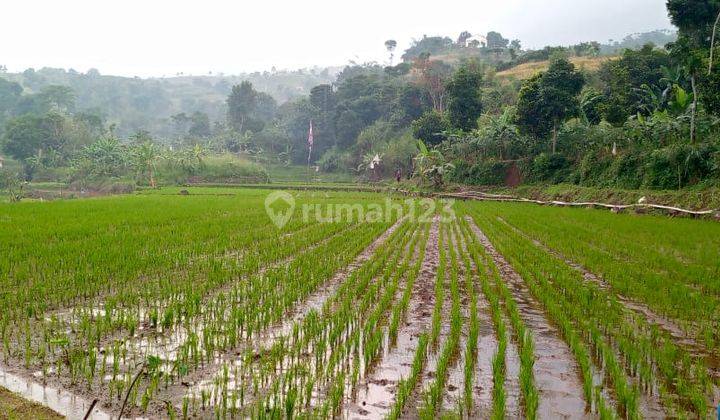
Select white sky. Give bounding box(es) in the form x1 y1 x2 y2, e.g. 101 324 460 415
1 0 673 78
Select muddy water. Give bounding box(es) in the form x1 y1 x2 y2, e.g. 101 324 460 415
0 367 112 420
296 224 425 412
454 220 508 418
255 217 410 350
454 221 499 418
440 227 469 413
497 217 720 413
503 318 523 418
466 217 589 419
169 217 408 412
397 220 457 419
498 217 703 352
343 220 436 419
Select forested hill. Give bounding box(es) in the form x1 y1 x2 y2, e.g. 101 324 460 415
0 67 338 137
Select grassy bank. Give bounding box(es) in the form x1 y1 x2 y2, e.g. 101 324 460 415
484 183 720 211
0 387 62 420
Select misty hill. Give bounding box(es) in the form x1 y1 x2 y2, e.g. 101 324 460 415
0 67 338 137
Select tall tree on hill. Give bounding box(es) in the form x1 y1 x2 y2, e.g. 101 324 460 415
516 58 585 153
188 111 211 138
0 78 22 125
457 31 472 46
446 63 484 131
310 84 337 147
666 0 720 142
598 45 672 125
385 40 398 65
414 55 452 113
486 31 509 49
227 81 257 134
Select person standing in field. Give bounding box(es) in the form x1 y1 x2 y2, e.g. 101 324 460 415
395 167 402 183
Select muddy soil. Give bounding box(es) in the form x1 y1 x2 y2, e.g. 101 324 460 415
399 219 457 419
498 217 720 385
465 216 589 419
159 218 408 414
344 218 440 419
439 227 469 413
455 224 504 418
0 365 111 420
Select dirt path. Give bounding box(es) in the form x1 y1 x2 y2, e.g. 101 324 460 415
343 218 439 419
466 217 589 419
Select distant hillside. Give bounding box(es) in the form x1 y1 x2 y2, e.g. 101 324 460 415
495 56 616 80
0 67 338 137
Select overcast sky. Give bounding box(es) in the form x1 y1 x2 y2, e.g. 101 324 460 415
2 0 674 78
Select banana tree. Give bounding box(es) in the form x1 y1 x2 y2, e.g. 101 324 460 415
132 142 161 188
413 141 455 189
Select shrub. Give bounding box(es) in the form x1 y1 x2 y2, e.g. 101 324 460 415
318 147 353 173
157 154 268 184
449 159 510 186
530 153 570 183
412 111 451 147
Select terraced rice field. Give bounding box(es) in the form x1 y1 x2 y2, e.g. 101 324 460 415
0 188 718 419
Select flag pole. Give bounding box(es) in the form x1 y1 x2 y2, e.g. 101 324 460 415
307 120 313 186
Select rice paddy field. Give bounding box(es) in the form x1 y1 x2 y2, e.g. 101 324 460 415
0 187 719 419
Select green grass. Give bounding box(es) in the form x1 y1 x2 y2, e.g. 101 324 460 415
486 183 720 211
264 164 356 184
0 387 62 420
2 188 719 418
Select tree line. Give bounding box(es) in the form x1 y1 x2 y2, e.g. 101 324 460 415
1 1 718 193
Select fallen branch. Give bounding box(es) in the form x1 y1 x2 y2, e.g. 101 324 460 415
427 190 719 219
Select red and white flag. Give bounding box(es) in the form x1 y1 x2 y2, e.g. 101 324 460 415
307 121 314 148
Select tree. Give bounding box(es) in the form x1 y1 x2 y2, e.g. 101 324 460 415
37 85 76 113
131 141 160 188
402 36 454 61
446 63 484 131
171 113 191 137
413 57 452 112
76 137 128 177
598 45 672 125
667 0 720 45
227 81 257 133
396 84 429 123
254 92 278 122
0 169 25 202
188 111 211 138
2 113 67 164
412 111 451 146
413 140 454 188
385 40 398 65
457 31 472 46
486 31 509 49
667 0 720 141
516 58 585 153
309 84 337 148
0 78 22 124
130 130 153 145
334 110 364 149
